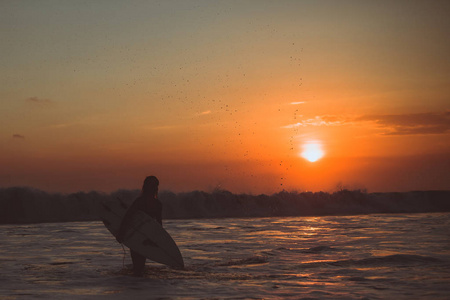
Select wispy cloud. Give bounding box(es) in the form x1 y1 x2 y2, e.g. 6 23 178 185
282 112 450 136
45 123 76 129
356 112 450 135
197 110 212 116
290 101 306 105
26 97 52 106
12 134 25 139
282 116 347 128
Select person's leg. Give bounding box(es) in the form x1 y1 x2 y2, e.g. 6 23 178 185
130 249 146 276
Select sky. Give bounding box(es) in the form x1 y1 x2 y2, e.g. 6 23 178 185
1 0 449 194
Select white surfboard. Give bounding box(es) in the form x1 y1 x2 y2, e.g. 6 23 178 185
100 199 184 269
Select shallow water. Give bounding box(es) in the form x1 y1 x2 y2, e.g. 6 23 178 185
1 213 449 299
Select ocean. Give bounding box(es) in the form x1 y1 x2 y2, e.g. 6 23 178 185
1 213 449 299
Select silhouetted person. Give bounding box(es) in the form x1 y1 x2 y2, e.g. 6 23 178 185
116 176 162 276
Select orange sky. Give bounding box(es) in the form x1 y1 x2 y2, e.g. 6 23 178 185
1 1 449 193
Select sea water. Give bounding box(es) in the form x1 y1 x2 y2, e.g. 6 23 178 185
1 213 449 299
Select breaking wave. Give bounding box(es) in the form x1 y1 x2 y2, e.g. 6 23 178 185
0 187 449 224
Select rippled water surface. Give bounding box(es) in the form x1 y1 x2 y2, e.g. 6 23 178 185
1 213 449 299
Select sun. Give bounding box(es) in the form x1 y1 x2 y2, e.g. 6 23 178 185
301 141 324 162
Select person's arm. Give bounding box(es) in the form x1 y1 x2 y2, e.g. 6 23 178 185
156 205 162 226
156 215 162 226
116 201 138 243
152 199 163 226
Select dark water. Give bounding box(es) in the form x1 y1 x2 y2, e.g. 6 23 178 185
1 213 449 299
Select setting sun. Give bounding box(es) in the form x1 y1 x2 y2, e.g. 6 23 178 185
0 1 449 194
301 142 325 162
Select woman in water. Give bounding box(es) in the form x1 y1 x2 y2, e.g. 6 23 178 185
116 176 162 276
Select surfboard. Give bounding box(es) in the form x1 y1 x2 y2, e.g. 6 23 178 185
100 199 184 269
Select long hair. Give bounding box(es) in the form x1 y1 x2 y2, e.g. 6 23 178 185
142 176 159 196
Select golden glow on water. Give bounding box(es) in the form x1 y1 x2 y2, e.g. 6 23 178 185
1 214 449 298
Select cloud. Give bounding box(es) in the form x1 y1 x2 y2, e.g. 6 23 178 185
12 134 25 139
356 112 450 135
282 115 347 128
290 101 306 105
197 110 212 116
26 97 52 106
282 112 450 136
